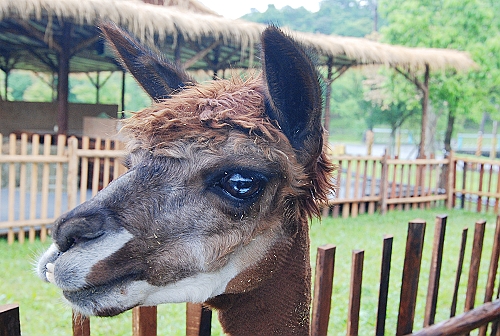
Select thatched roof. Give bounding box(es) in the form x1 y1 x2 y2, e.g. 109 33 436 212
0 0 476 74
142 0 220 16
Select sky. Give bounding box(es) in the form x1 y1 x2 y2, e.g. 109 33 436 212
197 1 321 19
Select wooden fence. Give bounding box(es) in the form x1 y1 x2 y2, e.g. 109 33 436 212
324 155 450 218
0 133 126 243
309 215 500 336
5 133 500 240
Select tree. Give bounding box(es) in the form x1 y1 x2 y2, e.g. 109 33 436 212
364 71 422 154
379 0 500 153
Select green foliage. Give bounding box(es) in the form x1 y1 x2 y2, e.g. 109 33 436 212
380 0 500 127
7 71 33 100
23 77 54 102
69 72 151 112
241 0 378 37
0 69 152 112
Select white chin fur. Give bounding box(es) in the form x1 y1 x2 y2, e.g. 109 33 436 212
37 229 133 291
70 260 239 316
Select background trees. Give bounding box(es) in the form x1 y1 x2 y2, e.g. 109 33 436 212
379 0 500 153
243 0 499 156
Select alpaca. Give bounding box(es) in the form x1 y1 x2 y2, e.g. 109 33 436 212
37 23 334 335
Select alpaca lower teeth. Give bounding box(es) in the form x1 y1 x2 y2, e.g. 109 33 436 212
46 271 55 284
46 263 55 283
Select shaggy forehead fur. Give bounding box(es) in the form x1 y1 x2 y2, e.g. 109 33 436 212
124 75 280 149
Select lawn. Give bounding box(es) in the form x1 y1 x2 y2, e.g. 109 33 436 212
1 207 497 335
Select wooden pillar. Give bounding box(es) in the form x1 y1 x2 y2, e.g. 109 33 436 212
57 21 71 135
95 72 100 104
323 58 333 134
121 71 126 115
174 34 184 68
419 64 430 159
490 120 498 159
3 69 9 101
186 303 212 336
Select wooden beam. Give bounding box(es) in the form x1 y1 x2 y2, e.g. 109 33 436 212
395 65 430 159
411 299 500 336
72 35 100 55
14 19 62 53
183 40 220 69
323 58 333 134
57 21 71 134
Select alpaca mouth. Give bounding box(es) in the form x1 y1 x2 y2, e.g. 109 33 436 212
59 273 142 317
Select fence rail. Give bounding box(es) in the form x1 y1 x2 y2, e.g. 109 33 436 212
0 133 126 243
325 155 451 218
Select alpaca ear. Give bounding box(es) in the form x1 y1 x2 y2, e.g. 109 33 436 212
261 26 323 166
99 21 194 101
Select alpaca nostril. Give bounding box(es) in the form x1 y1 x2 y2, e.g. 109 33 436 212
52 210 109 252
58 229 106 252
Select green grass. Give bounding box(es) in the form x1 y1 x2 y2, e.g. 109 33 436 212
1 208 497 335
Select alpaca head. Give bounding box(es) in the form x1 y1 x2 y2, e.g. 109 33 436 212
37 23 333 317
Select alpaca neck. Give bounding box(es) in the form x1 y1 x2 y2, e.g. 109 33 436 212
207 221 311 335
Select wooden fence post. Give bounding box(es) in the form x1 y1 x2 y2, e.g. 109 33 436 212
7 133 16 244
311 244 336 336
450 228 468 318
67 136 79 210
446 151 455 209
380 151 389 215
132 306 157 336
186 303 212 336
72 311 90 336
424 215 447 327
0 304 21 336
464 220 486 312
375 235 393 336
396 219 426 335
478 215 500 336
347 250 364 336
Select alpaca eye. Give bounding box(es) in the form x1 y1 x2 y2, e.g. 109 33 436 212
220 173 263 200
